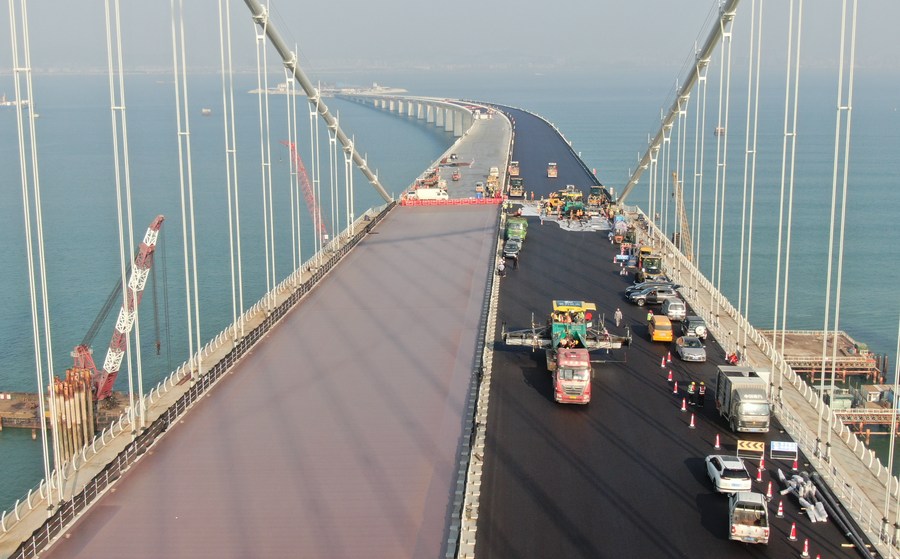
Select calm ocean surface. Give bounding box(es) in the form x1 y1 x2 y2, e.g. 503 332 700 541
0 68 898 511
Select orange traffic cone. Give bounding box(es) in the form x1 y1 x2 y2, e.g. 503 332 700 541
760 456 765 469
801 538 810 558
667 370 673 383
776 500 784 518
792 458 798 471
681 398 687 412
714 433 721 450
788 521 797 541
673 381 678 394
766 481 773 500
666 351 672 364
689 413 696 429
660 356 666 368
756 467 763 483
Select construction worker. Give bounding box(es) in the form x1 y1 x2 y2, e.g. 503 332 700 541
646 309 653 324
614 308 623 328
687 381 697 406
698 382 706 407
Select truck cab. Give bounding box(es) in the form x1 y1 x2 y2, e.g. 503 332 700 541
715 366 771 433
551 348 592 404
547 162 558 178
729 492 769 544
508 161 520 176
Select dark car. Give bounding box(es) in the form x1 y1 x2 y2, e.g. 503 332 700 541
625 281 680 295
628 287 680 307
503 238 522 259
682 315 708 340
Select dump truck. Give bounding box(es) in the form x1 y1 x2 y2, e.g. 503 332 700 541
728 492 769 545
547 162 558 178
508 177 525 197
505 216 528 241
503 300 631 405
635 249 665 283
508 161 520 177
715 366 771 433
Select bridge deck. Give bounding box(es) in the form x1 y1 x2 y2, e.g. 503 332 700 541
40 206 499 559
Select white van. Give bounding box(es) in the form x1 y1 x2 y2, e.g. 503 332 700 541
662 298 686 321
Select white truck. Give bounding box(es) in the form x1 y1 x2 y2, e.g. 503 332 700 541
408 187 449 201
714 366 771 433
728 492 769 544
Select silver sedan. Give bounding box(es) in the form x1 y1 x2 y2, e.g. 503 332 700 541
674 336 706 362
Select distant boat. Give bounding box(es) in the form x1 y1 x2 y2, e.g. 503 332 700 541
201 108 212 116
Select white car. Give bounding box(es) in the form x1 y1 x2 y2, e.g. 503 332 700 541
706 455 752 493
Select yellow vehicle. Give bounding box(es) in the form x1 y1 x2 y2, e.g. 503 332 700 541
547 185 583 210
649 315 674 343
547 162 558 178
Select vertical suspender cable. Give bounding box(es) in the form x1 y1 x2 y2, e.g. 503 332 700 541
313 97 324 262
283 68 298 271
7 0 61 505
345 136 355 236
711 8 735 307
328 115 338 239
691 56 710 296
661 120 672 235
104 0 142 429
824 0 858 465
218 0 246 337
170 0 202 379
252 6 275 302
771 0 801 394
776 0 804 396
738 0 764 354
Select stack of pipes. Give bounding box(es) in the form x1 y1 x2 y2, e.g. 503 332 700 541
50 368 95 465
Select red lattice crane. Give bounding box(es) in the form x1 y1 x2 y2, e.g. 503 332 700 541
280 140 328 238
71 215 165 401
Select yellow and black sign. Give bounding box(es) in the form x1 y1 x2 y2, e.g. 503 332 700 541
737 440 765 459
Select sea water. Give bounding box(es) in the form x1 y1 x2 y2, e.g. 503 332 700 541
0 67 898 511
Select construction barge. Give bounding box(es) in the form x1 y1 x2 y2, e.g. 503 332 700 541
0 391 129 435
757 329 887 384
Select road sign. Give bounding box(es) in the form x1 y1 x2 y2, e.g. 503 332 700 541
737 439 765 459
769 440 798 461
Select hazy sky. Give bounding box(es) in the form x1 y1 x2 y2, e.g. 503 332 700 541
2 1 899 79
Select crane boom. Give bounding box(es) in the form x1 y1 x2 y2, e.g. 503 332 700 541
72 215 165 401
280 140 328 238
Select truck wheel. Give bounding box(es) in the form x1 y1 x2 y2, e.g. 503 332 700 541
730 418 737 432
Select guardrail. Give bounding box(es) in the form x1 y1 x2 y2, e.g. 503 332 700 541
628 204 900 555
1 203 394 558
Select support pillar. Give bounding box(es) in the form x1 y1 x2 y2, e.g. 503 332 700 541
436 106 444 127
443 108 453 132
426 104 434 123
417 102 424 119
453 110 463 137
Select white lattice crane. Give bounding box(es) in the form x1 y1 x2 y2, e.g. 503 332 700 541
71 215 165 401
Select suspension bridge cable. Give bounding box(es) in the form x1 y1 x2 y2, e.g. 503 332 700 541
691 56 711 297
283 69 298 271
738 0 764 353
7 0 60 505
104 0 142 429
770 0 801 393
169 0 202 380
824 0 858 466
253 6 275 301
776 0 804 396
218 0 246 337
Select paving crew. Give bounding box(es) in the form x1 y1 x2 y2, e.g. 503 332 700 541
687 381 697 406
698 382 706 407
